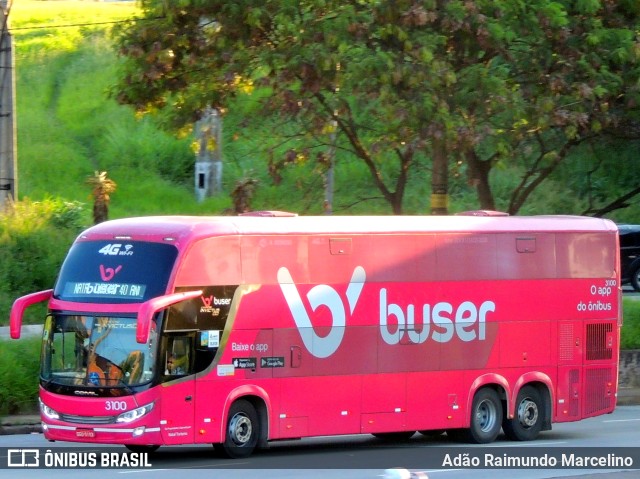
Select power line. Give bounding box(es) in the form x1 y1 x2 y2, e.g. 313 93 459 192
9 16 164 33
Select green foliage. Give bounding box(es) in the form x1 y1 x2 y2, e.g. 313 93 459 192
621 300 640 350
0 199 85 324
113 0 640 216
13 1 204 212
0 338 41 415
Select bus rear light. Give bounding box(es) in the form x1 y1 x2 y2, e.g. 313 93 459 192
116 402 154 424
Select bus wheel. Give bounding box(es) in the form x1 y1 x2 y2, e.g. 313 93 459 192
632 265 640 292
372 431 415 441
503 385 543 441
220 399 259 458
468 388 503 443
125 445 159 453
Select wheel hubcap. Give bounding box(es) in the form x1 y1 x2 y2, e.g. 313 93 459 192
517 398 538 429
476 399 497 433
229 413 252 446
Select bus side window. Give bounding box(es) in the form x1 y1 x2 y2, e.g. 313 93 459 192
192 329 219 373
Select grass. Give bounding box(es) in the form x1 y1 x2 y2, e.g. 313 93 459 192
0 338 41 415
622 299 640 350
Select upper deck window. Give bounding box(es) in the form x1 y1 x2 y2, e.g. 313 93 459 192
54 241 178 303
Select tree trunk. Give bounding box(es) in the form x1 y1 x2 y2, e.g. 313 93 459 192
430 138 448 215
466 150 496 211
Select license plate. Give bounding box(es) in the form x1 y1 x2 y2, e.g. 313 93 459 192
76 428 95 438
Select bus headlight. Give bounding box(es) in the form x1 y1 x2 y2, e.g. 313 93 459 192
116 402 154 423
39 399 59 420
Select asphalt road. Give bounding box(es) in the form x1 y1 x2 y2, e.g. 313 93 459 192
2 406 640 479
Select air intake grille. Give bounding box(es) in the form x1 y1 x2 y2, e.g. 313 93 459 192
584 367 613 416
59 413 116 425
586 323 613 361
559 323 574 361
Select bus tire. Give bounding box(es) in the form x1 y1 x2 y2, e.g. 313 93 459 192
631 264 640 292
502 385 543 441
220 399 259 458
468 388 503 444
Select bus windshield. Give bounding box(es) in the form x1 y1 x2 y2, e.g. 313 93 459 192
42 314 157 388
53 240 178 303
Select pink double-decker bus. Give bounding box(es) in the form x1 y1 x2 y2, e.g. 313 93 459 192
10 213 620 458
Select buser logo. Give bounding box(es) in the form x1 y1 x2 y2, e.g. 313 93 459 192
279 267 496 358
278 266 365 358
201 295 232 307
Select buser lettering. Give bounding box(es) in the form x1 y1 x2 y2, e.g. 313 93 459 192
379 288 495 345
279 266 496 357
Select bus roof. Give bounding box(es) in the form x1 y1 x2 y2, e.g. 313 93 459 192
78 214 617 244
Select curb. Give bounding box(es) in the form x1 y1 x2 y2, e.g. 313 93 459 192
0 424 42 436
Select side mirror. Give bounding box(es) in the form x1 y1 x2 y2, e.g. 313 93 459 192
10 290 53 339
136 290 203 344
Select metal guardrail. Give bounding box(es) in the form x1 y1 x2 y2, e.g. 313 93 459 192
0 325 42 339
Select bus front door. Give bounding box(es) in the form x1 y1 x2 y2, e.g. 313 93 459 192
160 335 196 444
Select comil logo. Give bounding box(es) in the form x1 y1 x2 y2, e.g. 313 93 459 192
278 266 365 358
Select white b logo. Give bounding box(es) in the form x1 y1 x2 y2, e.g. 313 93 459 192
278 266 365 358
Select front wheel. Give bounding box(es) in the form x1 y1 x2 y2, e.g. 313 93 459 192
502 385 544 441
219 399 260 459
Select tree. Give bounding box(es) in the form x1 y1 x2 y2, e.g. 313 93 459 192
115 1 640 215
87 171 117 224
466 0 640 214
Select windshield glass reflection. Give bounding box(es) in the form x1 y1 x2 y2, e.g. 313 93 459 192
42 315 156 387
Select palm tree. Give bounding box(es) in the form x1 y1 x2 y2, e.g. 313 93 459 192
87 171 117 224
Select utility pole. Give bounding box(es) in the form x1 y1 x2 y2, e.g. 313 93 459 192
194 107 223 202
0 0 16 210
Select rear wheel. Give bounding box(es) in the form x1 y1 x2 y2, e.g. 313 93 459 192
502 385 544 441
446 389 503 443
468 388 503 443
219 399 259 458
